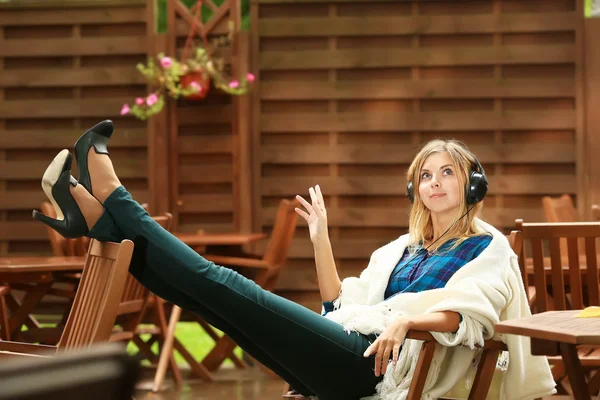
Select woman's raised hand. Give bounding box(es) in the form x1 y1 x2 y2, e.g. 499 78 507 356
295 185 329 244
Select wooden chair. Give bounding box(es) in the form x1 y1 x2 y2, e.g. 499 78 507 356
201 198 300 372
515 219 600 396
0 238 134 357
283 232 521 400
542 194 578 223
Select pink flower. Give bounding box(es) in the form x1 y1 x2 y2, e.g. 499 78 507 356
135 97 145 105
160 57 173 68
120 104 130 115
146 94 158 106
246 73 255 82
228 80 239 89
190 82 202 92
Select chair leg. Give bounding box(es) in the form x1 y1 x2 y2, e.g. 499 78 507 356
0 293 10 341
467 349 500 400
406 341 437 400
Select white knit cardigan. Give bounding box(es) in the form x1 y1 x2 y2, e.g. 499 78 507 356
324 218 556 400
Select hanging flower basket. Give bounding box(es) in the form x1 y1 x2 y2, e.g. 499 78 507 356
180 69 211 101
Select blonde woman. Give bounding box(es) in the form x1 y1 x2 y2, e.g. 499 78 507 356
33 122 554 400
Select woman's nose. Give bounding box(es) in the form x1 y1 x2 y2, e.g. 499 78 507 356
431 177 440 187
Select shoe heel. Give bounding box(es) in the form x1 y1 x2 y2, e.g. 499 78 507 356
32 210 70 237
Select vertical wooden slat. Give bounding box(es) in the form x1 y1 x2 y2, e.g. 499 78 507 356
585 236 600 305
566 236 583 309
531 237 548 313
548 237 566 310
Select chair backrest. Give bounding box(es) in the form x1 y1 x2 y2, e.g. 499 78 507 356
542 194 577 223
41 201 89 256
57 239 134 351
515 219 600 313
262 199 300 270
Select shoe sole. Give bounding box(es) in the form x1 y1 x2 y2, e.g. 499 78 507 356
41 149 69 221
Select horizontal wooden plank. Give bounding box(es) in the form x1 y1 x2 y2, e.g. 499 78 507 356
0 67 145 88
0 0 145 9
0 159 146 180
261 206 546 230
2 37 147 57
262 174 576 196
1 98 136 118
261 143 576 164
176 194 234 213
178 165 233 183
0 190 148 211
260 45 575 70
177 105 233 125
259 13 577 37
0 6 146 25
260 111 576 132
178 136 233 154
0 129 146 149
260 79 576 100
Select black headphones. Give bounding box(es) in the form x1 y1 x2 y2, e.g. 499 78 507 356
406 154 488 205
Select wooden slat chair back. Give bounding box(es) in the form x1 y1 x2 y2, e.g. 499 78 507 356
515 219 600 312
0 239 134 358
515 219 600 395
283 232 521 400
110 213 173 343
541 194 583 257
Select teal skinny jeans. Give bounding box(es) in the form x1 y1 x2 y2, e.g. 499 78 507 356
89 186 382 400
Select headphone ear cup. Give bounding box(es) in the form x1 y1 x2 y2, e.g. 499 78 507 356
466 171 488 205
406 181 414 204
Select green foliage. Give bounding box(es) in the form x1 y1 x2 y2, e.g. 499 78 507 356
155 0 251 33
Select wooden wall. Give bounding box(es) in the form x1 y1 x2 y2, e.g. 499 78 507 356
585 17 600 209
251 0 585 311
0 0 150 255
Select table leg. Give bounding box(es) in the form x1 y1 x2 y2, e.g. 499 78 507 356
7 282 51 337
153 305 182 392
559 342 590 400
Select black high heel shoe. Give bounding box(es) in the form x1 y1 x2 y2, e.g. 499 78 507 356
32 149 89 238
73 119 113 198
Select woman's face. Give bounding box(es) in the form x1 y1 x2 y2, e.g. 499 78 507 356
418 151 462 216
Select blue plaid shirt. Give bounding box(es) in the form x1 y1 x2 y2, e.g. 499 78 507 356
322 234 492 315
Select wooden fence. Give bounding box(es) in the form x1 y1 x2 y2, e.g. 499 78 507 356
0 0 151 255
251 0 585 310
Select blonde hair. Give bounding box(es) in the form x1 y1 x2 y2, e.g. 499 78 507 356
406 139 488 252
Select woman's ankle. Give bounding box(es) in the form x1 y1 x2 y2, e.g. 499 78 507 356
70 184 104 230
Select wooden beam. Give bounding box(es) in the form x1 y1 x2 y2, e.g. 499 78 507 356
260 45 575 70
0 99 138 119
0 6 146 25
0 68 145 88
259 13 577 37
260 79 576 100
260 111 576 132
260 144 576 164
2 37 147 57
0 159 146 180
0 129 146 149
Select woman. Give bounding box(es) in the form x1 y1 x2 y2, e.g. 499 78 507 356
33 121 554 400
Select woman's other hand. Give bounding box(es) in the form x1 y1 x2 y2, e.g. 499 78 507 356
295 185 329 244
363 318 410 377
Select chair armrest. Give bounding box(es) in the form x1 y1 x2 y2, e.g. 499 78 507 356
0 285 10 296
405 329 507 351
203 254 271 270
0 341 57 355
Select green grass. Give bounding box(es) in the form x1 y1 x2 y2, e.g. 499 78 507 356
126 322 243 367
25 318 242 368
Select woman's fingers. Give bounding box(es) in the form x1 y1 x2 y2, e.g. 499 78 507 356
294 207 309 221
392 344 402 366
295 195 314 214
315 184 325 207
381 345 393 375
374 344 384 377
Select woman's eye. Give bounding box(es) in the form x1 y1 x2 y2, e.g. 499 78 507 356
421 172 431 179
443 168 453 175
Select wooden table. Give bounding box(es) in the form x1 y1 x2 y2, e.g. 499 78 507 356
0 256 85 339
496 310 600 400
